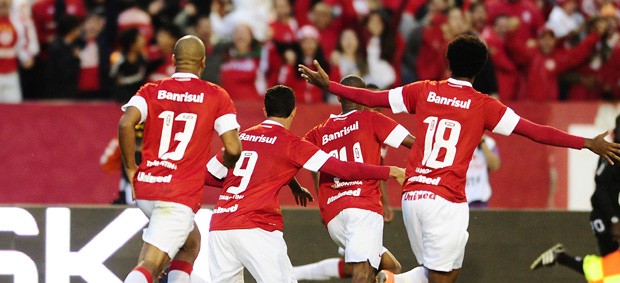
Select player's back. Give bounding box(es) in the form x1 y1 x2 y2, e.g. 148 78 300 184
396 79 517 202
210 120 320 232
305 110 396 223
130 73 237 211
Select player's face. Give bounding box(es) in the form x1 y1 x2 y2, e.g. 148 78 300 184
312 3 332 29
233 25 253 50
340 29 359 55
275 0 291 19
0 0 10 16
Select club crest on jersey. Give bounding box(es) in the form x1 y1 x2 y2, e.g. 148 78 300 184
157 90 204 103
427 92 471 109
322 121 359 145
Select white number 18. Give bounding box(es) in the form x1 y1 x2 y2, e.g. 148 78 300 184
422 116 461 169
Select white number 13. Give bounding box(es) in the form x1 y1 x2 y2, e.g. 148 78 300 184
422 116 461 169
158 111 197 161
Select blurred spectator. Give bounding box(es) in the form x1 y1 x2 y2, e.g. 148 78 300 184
415 1 449 80
77 12 106 99
11 0 38 65
362 9 400 88
482 13 520 100
188 15 225 84
211 0 272 41
332 28 369 79
465 135 500 209
466 5 500 97
220 23 267 100
46 14 82 99
564 17 614 100
146 0 180 31
545 0 586 40
265 0 298 86
295 0 357 57
0 0 32 103
109 28 146 104
600 16 620 99
278 25 339 103
508 18 606 101
146 23 180 82
117 0 153 45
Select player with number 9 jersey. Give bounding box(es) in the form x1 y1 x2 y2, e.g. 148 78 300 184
122 72 239 212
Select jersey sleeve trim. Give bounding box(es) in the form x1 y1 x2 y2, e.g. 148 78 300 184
492 107 520 136
207 157 228 179
121 96 148 123
302 150 331 172
214 114 241 136
383 124 410 148
388 87 408 114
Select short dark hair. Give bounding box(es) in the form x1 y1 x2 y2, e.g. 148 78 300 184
340 75 365 88
446 34 488 78
264 85 296 118
119 28 140 53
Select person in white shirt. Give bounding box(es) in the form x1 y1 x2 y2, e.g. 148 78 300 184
465 135 500 209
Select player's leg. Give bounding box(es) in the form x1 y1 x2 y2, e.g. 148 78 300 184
236 228 297 283
378 249 402 274
208 230 245 283
125 200 195 283
167 224 201 282
327 208 384 283
293 258 346 280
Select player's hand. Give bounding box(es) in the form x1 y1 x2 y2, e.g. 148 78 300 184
124 166 137 200
612 222 620 244
584 131 620 165
383 205 394 223
388 166 406 185
298 60 330 90
292 186 314 207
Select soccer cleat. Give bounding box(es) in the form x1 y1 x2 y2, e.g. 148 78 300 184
377 270 395 283
530 243 566 270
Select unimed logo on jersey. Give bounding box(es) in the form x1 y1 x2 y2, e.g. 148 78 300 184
0 207 213 283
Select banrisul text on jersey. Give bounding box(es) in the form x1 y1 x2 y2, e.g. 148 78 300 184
427 91 471 109
157 90 205 103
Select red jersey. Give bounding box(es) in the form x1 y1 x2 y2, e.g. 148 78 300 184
388 78 520 203
220 55 264 100
208 120 331 232
0 17 18 74
304 110 410 224
122 73 239 212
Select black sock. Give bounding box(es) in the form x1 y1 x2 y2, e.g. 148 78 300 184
557 253 584 275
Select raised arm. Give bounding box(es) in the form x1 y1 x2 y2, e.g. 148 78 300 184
513 118 620 165
298 60 391 108
118 106 142 192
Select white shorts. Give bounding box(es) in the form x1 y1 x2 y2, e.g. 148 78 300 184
401 191 469 272
327 208 383 269
208 228 297 283
136 200 195 259
0 72 22 103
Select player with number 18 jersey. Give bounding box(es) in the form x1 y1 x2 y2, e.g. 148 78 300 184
122 72 239 212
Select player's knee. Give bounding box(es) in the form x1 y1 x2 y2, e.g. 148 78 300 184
182 229 201 257
379 251 402 274
351 262 375 283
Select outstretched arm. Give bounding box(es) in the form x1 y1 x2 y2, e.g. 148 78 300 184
513 118 620 164
298 60 391 108
219 129 242 168
318 157 406 184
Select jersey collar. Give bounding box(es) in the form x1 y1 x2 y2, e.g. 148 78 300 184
172 72 199 79
262 120 284 128
447 78 473 88
329 110 357 119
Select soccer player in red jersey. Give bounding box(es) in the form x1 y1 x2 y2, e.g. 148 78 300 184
204 85 406 283
297 75 414 283
299 34 620 283
118 35 242 283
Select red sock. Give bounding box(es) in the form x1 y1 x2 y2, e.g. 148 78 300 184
135 267 153 283
337 258 346 278
169 260 193 274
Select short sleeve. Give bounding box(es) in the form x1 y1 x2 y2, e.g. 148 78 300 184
214 88 240 135
288 138 330 172
483 98 520 136
388 82 424 114
121 94 148 123
369 112 411 148
206 152 228 179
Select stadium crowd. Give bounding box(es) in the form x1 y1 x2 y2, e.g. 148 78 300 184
2 0 620 104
